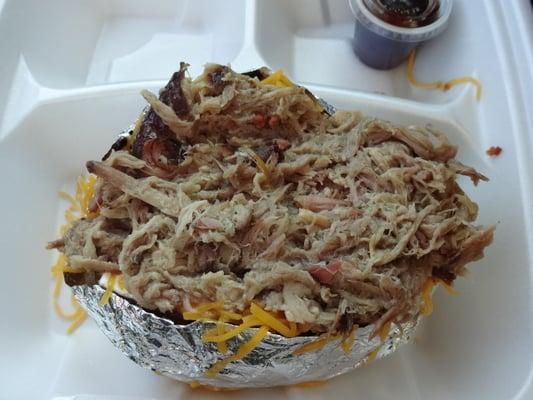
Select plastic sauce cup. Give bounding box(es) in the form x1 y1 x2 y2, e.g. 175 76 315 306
348 0 453 70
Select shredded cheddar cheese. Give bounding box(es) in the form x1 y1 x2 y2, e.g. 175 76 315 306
434 278 458 295
242 146 271 186
116 274 126 291
127 111 147 149
58 191 79 212
206 326 270 377
51 253 88 333
216 317 229 353
219 309 243 321
365 346 381 364
76 175 98 218
196 301 224 313
99 274 117 306
183 301 324 374
51 174 112 334
250 303 298 337
378 321 391 343
202 317 263 343
341 328 357 354
420 276 458 317
421 278 435 316
259 69 323 114
260 69 294 88
66 309 88 334
407 50 482 101
292 334 340 356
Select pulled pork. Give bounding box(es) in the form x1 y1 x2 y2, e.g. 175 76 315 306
47 64 494 334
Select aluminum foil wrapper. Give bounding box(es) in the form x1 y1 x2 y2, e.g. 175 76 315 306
73 284 419 388
316 96 337 116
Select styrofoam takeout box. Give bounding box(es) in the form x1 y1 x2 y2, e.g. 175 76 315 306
0 0 532 399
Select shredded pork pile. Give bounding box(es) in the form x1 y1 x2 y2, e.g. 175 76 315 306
48 64 494 335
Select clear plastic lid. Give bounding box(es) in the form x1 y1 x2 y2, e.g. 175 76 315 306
349 0 453 43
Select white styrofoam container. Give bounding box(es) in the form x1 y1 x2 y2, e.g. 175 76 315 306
0 1 532 399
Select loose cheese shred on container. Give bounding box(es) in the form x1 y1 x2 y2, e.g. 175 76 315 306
50 174 101 334
66 309 88 334
50 253 88 332
407 50 482 101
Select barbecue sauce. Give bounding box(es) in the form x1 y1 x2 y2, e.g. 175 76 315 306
363 0 440 28
352 0 443 69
